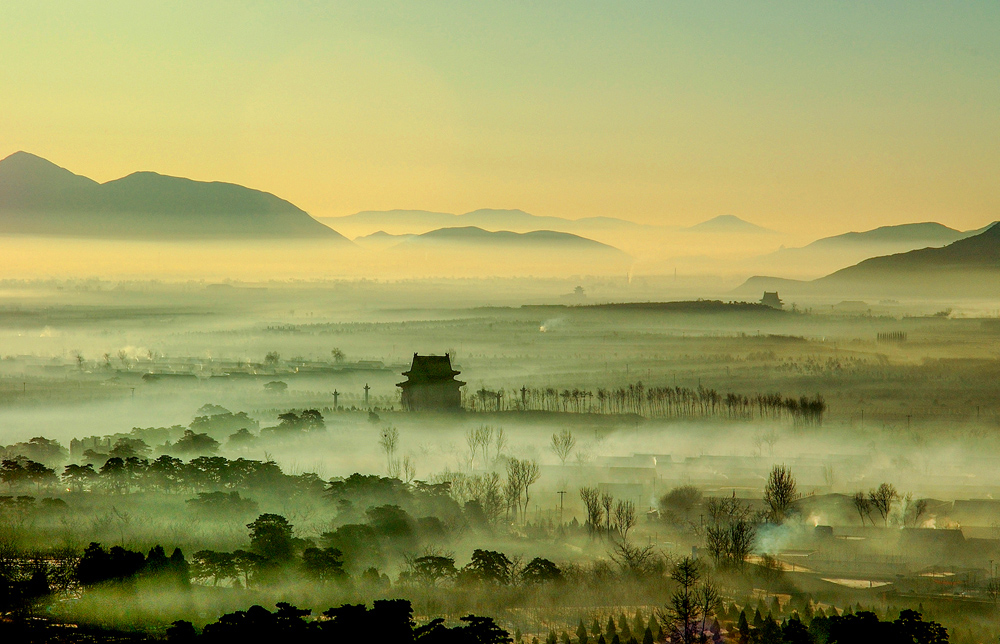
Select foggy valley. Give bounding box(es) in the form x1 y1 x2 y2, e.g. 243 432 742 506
4 4 1000 643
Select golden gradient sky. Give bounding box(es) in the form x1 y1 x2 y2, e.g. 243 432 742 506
2 2 998 235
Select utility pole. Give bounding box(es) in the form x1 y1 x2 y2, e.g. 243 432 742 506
557 490 566 525
364 383 370 409
332 389 339 410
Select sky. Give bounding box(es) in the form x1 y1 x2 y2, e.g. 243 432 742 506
2 1 998 235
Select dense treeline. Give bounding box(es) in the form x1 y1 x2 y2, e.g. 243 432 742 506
464 383 826 425
2 454 324 496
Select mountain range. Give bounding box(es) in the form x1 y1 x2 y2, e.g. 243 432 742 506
0 152 348 240
739 222 1000 298
394 226 627 254
317 208 653 240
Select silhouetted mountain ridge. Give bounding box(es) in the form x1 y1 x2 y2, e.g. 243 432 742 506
402 226 629 254
806 222 970 249
822 222 1000 278
736 223 1000 298
0 151 348 240
318 208 653 237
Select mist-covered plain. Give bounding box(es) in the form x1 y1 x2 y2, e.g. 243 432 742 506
1 265 1000 643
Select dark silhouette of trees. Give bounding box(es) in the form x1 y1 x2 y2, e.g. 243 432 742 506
266 409 326 436
408 555 457 586
199 599 510 644
462 549 514 585
465 382 827 426
0 437 67 466
247 513 295 564
76 542 188 587
169 430 221 456
1 458 56 492
301 547 346 583
62 464 97 492
521 557 562 584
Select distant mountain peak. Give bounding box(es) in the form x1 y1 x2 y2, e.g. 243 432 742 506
0 151 98 190
686 215 775 234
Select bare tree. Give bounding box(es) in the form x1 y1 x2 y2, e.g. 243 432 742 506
402 455 416 484
466 427 480 470
852 491 872 526
705 493 758 570
869 483 898 526
601 492 614 539
550 428 576 466
378 426 399 478
762 429 779 456
613 499 637 542
763 464 798 523
579 486 602 537
518 459 541 522
610 540 663 578
493 427 508 463
697 580 720 638
908 497 928 528
504 464 522 523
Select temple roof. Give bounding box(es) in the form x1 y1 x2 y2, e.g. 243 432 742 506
398 353 465 386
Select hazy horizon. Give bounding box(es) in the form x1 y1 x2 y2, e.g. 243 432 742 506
3 2 999 237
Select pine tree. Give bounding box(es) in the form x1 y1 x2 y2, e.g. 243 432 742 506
547 631 558 644
753 609 764 630
606 616 616 639
642 627 653 644
737 610 750 640
632 610 644 636
561 631 572 644
577 620 589 644
592 619 602 637
646 614 659 640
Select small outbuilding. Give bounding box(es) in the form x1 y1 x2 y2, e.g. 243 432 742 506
397 353 466 411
